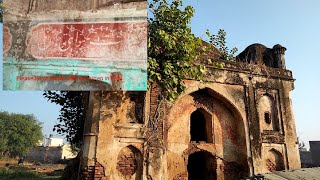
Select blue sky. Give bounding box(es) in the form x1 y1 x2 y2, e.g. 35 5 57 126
1 0 319 148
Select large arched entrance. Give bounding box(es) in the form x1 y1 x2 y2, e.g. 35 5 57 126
167 87 250 179
187 151 217 180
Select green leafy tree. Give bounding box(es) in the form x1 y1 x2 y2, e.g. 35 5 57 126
0 111 43 157
148 0 206 101
206 29 238 61
43 91 87 149
148 0 237 101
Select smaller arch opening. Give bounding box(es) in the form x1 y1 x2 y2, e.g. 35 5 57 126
190 109 213 143
127 92 145 124
187 151 217 180
264 111 271 124
266 149 285 172
116 145 143 178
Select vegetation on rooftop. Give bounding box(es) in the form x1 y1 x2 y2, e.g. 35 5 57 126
148 0 237 101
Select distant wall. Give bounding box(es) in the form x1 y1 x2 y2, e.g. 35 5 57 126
300 150 313 168
25 145 76 163
25 146 62 163
310 141 320 167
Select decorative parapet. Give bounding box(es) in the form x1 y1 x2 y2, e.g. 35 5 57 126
205 59 294 80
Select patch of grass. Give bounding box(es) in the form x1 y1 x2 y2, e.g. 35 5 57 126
0 167 44 179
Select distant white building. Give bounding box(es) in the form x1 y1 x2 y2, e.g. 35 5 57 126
25 135 77 163
45 137 64 147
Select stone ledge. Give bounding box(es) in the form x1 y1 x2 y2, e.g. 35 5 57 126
201 59 294 80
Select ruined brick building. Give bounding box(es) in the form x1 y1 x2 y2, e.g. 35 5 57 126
80 43 301 179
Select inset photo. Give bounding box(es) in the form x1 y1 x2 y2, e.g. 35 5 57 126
2 0 147 90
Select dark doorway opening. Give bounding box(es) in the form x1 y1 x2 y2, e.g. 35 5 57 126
190 110 207 142
187 151 217 180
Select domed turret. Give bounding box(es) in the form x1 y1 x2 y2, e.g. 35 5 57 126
236 43 287 69
272 44 287 69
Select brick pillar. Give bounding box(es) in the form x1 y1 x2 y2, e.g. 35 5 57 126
79 91 102 179
149 82 161 119
93 162 107 180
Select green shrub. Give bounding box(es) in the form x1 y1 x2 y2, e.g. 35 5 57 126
0 167 44 179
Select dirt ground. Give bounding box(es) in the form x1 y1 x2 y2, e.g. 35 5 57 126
0 158 65 179
13 164 64 175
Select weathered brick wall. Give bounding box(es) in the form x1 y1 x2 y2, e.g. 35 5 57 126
147 83 165 146
94 162 107 180
266 159 277 172
81 161 107 180
81 164 95 180
149 83 161 121
116 149 138 176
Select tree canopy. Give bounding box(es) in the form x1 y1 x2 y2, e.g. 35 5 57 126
148 0 237 101
0 111 43 157
43 91 86 149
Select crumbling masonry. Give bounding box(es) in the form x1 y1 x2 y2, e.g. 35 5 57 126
80 43 301 179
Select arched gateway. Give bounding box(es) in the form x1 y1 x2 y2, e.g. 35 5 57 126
167 88 250 179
